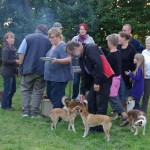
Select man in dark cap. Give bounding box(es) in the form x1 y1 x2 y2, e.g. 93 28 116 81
52 22 63 29
18 24 51 118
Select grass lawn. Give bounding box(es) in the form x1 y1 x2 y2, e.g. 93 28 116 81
0 76 150 150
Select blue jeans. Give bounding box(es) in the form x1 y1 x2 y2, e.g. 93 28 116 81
1 76 16 109
46 81 68 108
119 77 132 101
72 73 80 99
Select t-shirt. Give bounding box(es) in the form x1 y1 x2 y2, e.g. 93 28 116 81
44 42 73 82
106 50 121 76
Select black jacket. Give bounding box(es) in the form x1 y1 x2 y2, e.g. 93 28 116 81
79 44 114 95
1 45 18 77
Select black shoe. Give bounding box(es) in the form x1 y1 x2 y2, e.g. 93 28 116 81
120 120 129 127
9 107 15 111
1 107 14 111
89 127 96 134
95 126 104 132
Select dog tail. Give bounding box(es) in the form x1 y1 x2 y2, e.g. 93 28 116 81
110 113 119 121
61 96 71 106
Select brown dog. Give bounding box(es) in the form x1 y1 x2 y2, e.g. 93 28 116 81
74 106 112 142
127 109 146 135
62 96 87 110
48 108 77 132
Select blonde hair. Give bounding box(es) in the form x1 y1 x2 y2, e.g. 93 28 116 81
48 27 62 39
3 32 14 45
146 36 150 42
106 33 119 46
134 54 145 77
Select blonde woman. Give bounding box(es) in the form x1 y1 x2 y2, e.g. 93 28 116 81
125 54 145 110
44 28 73 108
141 36 150 113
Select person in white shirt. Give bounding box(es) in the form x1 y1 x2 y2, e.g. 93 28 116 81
141 36 150 113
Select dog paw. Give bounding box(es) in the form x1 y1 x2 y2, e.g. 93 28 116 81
142 133 145 136
130 129 134 132
107 139 110 142
83 135 86 138
134 133 138 136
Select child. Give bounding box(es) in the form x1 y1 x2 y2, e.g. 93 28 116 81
1 32 19 110
106 33 128 126
125 54 145 110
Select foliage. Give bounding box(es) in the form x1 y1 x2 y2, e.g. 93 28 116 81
0 0 149 49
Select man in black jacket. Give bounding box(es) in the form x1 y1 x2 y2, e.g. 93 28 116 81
66 41 114 132
122 24 145 53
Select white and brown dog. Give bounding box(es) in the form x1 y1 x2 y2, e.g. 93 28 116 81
74 106 112 142
127 109 147 136
126 96 135 112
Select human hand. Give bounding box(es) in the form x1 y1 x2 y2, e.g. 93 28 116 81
51 58 59 64
15 60 20 65
79 94 85 103
94 84 100 92
124 70 131 75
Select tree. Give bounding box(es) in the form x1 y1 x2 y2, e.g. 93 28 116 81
0 0 149 49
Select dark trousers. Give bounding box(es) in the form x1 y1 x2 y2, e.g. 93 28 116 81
109 96 125 113
72 72 80 99
141 79 150 114
46 81 68 108
87 78 112 131
87 78 112 115
1 76 16 109
134 99 140 110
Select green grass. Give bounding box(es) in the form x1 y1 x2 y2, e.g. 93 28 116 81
0 76 150 150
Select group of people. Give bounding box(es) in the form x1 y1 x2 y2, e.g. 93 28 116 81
1 22 150 130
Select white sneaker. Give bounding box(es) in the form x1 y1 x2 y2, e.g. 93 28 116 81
22 114 29 118
31 115 40 118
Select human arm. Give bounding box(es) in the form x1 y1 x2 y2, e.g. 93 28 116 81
51 57 71 64
17 39 27 64
125 67 143 81
51 43 71 64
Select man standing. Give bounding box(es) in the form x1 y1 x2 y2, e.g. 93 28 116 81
66 41 114 132
18 24 51 118
122 24 145 53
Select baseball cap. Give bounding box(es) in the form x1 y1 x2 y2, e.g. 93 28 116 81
52 22 63 29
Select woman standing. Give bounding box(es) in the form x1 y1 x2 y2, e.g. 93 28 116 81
71 23 95 99
1 32 19 110
44 28 73 108
118 32 136 106
141 36 150 113
106 34 128 124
